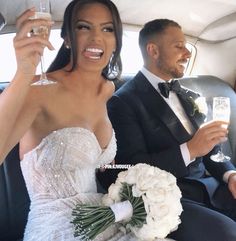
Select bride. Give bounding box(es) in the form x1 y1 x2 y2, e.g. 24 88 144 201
0 0 174 240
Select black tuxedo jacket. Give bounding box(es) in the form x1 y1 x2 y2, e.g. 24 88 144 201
98 71 235 204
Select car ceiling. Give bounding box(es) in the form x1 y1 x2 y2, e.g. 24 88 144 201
1 0 236 42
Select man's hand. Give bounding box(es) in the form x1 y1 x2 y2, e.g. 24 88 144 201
187 120 229 160
228 173 236 199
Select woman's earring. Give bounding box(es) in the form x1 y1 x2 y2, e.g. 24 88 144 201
65 44 70 49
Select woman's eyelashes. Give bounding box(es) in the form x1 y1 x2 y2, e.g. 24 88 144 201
103 25 114 33
76 23 90 30
76 23 114 33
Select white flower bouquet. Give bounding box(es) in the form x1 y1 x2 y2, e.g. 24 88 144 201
72 163 183 240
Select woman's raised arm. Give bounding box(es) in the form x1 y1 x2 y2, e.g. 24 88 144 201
0 8 54 162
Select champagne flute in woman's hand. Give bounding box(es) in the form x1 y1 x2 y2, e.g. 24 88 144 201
28 0 54 85
210 97 231 162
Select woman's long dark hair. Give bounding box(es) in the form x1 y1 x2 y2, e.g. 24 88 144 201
47 0 122 80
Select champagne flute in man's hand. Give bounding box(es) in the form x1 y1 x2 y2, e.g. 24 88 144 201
28 0 54 85
210 97 231 162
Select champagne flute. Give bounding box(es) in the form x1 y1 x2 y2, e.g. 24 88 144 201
210 97 231 162
28 0 54 85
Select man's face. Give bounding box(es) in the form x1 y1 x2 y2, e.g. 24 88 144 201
155 26 191 80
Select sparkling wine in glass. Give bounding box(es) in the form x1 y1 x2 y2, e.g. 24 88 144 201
28 0 54 85
210 97 231 162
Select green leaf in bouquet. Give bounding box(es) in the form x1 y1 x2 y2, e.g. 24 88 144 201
71 183 147 240
71 205 115 240
120 183 147 228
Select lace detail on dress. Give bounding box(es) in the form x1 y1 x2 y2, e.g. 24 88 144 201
20 127 174 241
21 127 116 200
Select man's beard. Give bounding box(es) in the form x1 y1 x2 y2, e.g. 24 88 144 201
170 68 184 78
157 59 184 79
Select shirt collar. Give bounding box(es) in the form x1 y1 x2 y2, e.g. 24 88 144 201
141 67 171 93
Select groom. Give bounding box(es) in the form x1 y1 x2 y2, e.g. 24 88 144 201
98 19 236 240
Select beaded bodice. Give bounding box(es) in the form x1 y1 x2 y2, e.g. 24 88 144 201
20 127 116 202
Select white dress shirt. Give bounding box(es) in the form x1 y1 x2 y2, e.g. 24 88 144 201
141 67 194 166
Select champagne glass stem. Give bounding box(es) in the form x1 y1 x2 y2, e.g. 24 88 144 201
40 55 47 81
28 0 54 85
217 143 224 160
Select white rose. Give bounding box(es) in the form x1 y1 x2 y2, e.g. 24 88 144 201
133 163 155 175
130 224 156 241
135 165 157 191
169 217 182 232
142 194 151 214
108 183 122 202
124 167 138 184
163 190 174 202
148 203 162 218
168 196 183 217
153 204 169 218
132 185 144 197
195 96 208 115
166 172 177 184
117 171 127 183
152 220 173 239
136 173 157 191
154 171 175 190
146 187 166 203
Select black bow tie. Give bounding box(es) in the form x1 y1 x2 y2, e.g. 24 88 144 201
158 79 181 98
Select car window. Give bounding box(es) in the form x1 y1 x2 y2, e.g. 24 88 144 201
0 30 63 82
0 29 195 82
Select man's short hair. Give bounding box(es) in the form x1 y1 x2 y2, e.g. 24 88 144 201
139 19 181 56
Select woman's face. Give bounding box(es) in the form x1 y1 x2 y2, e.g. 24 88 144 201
75 3 116 73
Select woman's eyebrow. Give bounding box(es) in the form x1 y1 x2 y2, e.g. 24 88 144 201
76 19 113 26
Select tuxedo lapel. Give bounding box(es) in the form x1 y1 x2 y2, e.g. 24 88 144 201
133 72 191 143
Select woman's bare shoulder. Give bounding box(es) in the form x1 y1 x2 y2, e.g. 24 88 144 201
27 73 63 113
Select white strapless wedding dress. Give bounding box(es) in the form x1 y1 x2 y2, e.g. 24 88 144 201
20 127 174 241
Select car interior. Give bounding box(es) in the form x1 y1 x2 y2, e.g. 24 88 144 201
1 0 236 240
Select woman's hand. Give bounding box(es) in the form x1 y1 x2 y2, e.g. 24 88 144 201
13 8 54 82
